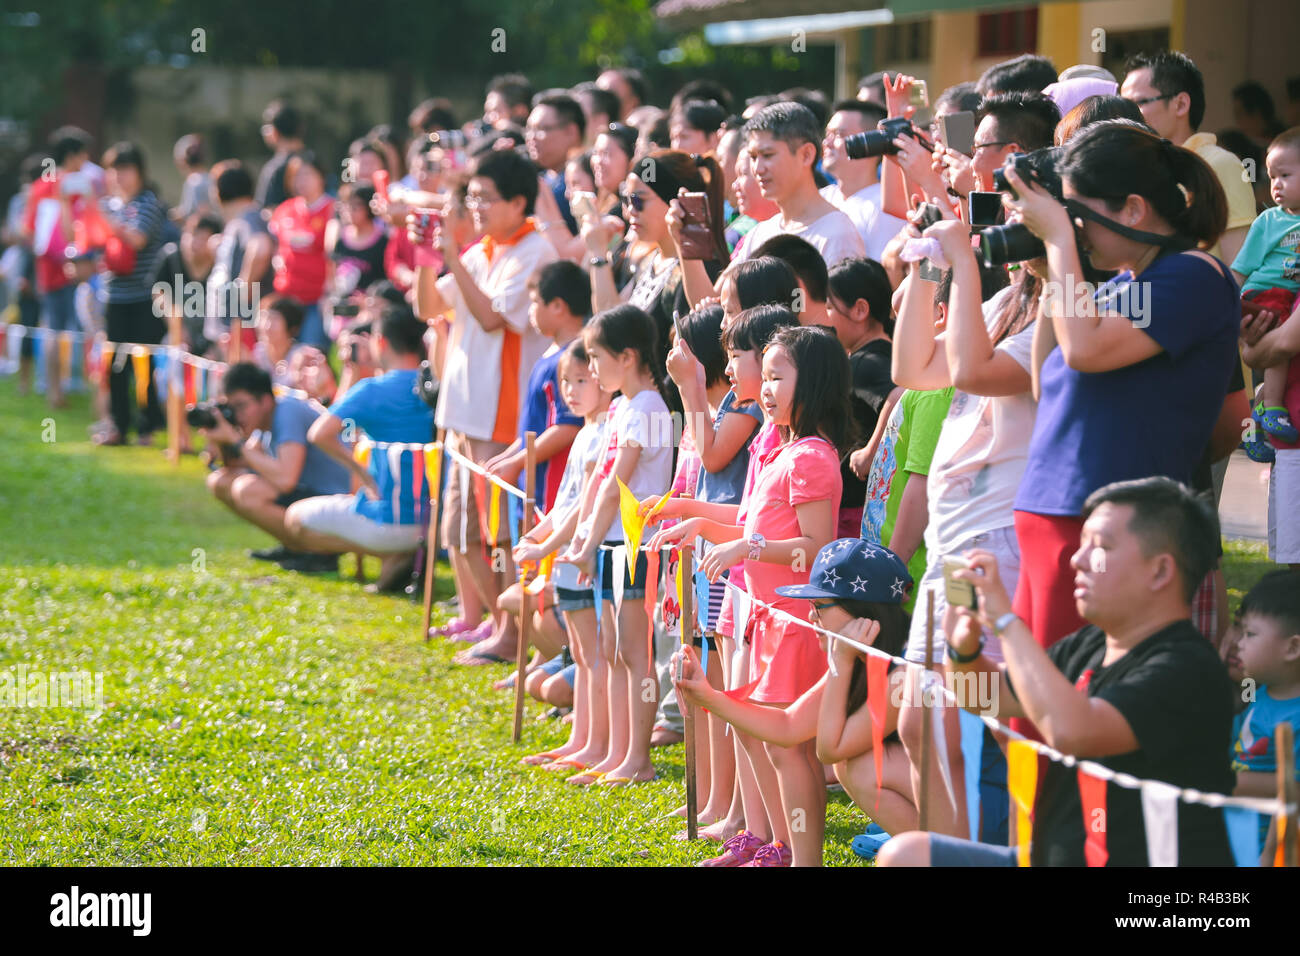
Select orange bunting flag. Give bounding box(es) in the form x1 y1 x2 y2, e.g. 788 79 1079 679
866 653 890 809
58 333 72 382
131 348 150 408
473 473 490 544
1007 740 1038 867
354 439 372 468
100 343 115 390
1077 768 1109 867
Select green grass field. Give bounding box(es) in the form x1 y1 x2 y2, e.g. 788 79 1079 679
0 378 1277 866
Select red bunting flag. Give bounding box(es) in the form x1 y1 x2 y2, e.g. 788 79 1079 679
1077 768 1109 867
866 653 890 808
183 361 196 407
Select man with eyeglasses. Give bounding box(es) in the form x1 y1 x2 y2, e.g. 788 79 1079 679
962 92 1060 197
203 362 351 572
414 147 558 664
525 93 585 236
1121 51 1255 262
821 100 908 262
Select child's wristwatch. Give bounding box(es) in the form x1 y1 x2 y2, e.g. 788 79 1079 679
747 533 766 561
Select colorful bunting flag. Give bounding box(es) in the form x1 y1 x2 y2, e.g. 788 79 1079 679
1007 739 1038 867
644 547 660 658
131 347 150 407
488 483 502 548
959 709 985 843
1077 767 1109 867
866 652 890 809
1222 806 1261 868
616 476 645 584
1140 780 1179 867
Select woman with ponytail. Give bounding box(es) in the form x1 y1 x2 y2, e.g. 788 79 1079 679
1000 118 1240 656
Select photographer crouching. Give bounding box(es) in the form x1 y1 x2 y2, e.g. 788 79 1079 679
201 362 352 572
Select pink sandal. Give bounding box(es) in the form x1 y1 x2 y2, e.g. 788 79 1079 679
450 619 495 644
429 617 479 639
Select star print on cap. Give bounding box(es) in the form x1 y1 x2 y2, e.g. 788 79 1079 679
775 538 913 604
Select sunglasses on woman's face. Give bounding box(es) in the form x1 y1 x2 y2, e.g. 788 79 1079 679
620 191 647 212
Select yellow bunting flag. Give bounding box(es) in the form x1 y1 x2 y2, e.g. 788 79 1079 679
646 488 677 522
1007 739 1038 867
616 476 646 584
131 347 150 408
675 548 686 630
488 483 502 546
424 443 441 493
354 439 372 468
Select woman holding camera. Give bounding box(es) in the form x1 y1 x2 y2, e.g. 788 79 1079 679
1004 119 1239 653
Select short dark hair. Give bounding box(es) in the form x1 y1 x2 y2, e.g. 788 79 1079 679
263 296 304 338
744 101 823 153
174 133 204 167
977 54 1058 96
828 258 893 334
1233 81 1279 122
673 99 728 139
1239 570 1300 639
49 126 91 166
1081 476 1220 604
751 233 829 304
856 71 887 104
730 256 800 312
535 93 587 142
722 303 799 355
488 73 534 111
102 141 146 175
935 82 982 115
1269 127 1300 160
978 91 1061 153
379 305 427 356
780 87 831 129
830 99 887 130
215 162 255 202
471 148 539 215
572 82 621 127
615 67 649 108
1057 94 1147 144
410 97 457 133
1126 51 1206 131
532 260 592 319
263 100 302 139
672 79 734 114
766 325 857 454
223 361 274 400
678 304 727 388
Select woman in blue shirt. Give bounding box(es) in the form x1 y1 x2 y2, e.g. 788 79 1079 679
1004 119 1239 653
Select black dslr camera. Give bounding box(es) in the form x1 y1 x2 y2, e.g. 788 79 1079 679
845 117 930 160
981 147 1064 266
186 402 238 430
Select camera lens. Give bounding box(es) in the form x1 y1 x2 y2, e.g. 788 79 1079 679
844 130 897 161
979 223 1046 266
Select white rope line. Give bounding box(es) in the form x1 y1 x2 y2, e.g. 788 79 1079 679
441 443 546 521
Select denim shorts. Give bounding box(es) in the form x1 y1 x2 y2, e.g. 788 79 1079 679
598 544 648 602
555 586 596 613
928 832 1017 867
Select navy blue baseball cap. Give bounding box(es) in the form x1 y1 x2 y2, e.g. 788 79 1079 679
774 538 912 603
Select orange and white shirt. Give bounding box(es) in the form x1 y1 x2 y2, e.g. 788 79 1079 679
434 220 556 443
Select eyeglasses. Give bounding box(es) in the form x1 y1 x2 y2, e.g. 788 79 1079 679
620 191 647 212
464 194 499 210
1126 93 1175 107
811 600 838 614
973 140 1014 153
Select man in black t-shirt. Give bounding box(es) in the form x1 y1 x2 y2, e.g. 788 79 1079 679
878 476 1236 867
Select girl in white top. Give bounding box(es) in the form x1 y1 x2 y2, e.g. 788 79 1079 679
559 304 674 787
889 214 1041 838
515 340 616 774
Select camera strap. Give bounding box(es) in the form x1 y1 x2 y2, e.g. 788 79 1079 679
1062 199 1196 252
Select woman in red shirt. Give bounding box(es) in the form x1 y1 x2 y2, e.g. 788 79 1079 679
269 151 334 349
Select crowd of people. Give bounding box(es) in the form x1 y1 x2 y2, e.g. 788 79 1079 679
5 51 1300 867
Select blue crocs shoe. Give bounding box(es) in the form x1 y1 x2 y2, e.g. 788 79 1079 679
1254 405 1300 443
851 829 893 861
1241 434 1277 464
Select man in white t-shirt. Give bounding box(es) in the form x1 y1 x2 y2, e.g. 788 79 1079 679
821 100 908 262
415 148 557 661
736 101 865 269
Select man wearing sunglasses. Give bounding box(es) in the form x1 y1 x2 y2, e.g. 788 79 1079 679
1121 51 1255 262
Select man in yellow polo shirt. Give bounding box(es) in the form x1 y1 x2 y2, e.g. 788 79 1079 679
1122 51 1256 263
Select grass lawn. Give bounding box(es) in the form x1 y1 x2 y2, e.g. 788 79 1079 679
0 379 1278 866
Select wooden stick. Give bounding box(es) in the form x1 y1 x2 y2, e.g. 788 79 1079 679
918 588 935 833
680 546 699 841
421 429 445 643
1277 722 1297 866
166 311 183 466
512 432 536 743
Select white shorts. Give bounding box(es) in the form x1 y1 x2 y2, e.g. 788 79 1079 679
290 494 423 554
1268 449 1300 564
906 525 1021 665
